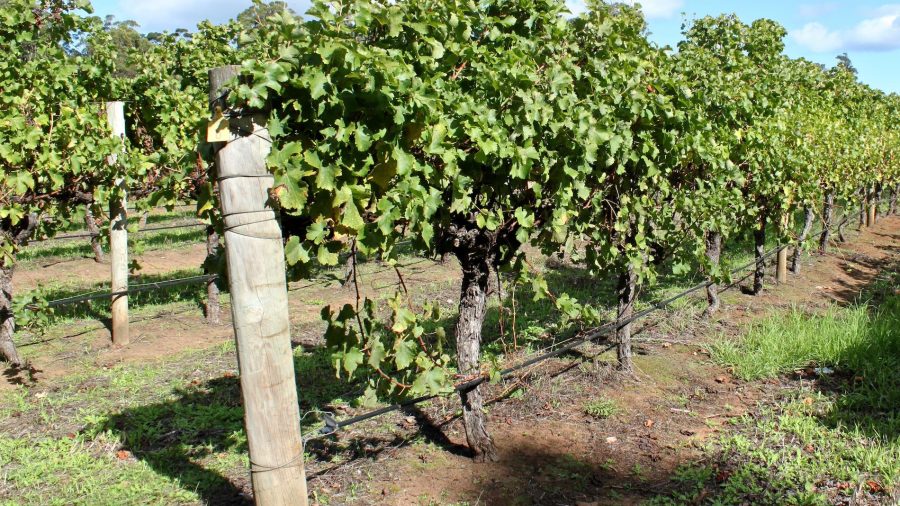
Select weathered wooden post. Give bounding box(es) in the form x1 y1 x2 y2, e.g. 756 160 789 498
107 101 129 346
776 247 788 284
776 213 788 284
867 197 877 226
209 66 309 505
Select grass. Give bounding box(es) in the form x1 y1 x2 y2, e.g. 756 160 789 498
19 209 204 267
708 304 881 381
654 274 900 505
583 397 618 419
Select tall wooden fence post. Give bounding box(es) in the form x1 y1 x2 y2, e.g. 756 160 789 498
209 66 309 505
107 101 129 346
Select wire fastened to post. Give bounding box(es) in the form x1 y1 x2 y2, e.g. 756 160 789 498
249 453 306 475
220 209 281 241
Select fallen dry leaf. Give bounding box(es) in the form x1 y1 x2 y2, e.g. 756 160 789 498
116 450 130 460
644 419 655 428
802 397 814 406
866 480 883 493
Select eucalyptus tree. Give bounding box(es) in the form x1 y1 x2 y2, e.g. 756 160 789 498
239 0 597 461
0 0 121 364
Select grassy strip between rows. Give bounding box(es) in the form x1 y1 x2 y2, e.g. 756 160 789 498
653 275 899 505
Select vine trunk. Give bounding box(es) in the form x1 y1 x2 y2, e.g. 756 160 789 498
0 265 22 366
703 231 721 317
791 206 814 274
454 253 497 462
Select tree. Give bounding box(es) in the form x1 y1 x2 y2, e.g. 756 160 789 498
836 52 857 76
567 2 717 372
236 0 297 30
89 16 152 78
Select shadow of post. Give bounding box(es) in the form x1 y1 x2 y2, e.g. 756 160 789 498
96 376 250 505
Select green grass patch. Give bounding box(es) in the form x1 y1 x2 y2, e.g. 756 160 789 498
584 397 618 419
708 305 879 381
654 288 900 505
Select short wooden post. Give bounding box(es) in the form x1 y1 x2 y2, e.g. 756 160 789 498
210 66 308 505
867 201 876 226
776 212 788 284
776 247 788 284
107 101 129 346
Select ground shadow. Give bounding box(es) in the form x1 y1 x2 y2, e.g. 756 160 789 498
97 375 250 505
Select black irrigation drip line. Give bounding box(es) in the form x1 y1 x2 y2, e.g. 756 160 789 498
138 222 207 234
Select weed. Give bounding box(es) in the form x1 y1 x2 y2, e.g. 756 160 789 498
584 397 618 419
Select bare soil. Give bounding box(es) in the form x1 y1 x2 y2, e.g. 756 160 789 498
303 216 900 505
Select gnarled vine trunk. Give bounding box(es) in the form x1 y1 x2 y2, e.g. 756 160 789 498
819 191 834 254
138 211 149 230
341 246 356 290
454 252 497 462
0 215 37 366
752 212 767 295
205 226 220 325
616 264 637 373
703 231 722 317
0 265 22 366
837 214 848 243
84 206 103 263
890 184 899 215
791 206 814 274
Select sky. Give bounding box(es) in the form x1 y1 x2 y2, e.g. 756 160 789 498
89 0 900 93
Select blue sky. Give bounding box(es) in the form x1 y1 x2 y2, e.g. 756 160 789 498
89 0 900 93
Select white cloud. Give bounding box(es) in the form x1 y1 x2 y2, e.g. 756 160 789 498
566 0 683 19
112 0 311 33
790 4 900 53
626 0 684 19
792 22 844 52
798 3 839 19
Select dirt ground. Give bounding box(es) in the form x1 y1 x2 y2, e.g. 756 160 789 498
3 214 898 505
302 216 900 505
